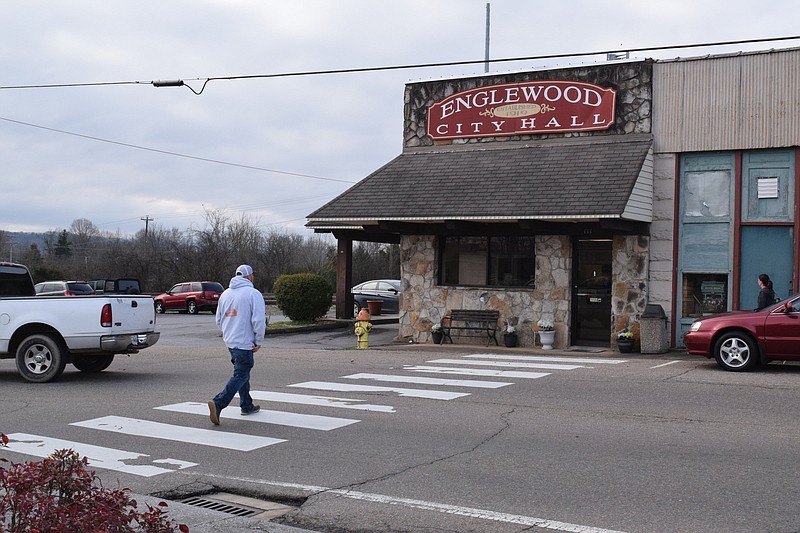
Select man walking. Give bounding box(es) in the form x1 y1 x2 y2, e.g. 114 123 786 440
208 264 266 425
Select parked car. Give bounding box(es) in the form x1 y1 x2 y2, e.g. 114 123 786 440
34 281 95 296
684 294 800 371
154 281 224 314
351 279 400 316
89 278 142 294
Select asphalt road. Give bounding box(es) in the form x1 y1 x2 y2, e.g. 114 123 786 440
3 313 800 533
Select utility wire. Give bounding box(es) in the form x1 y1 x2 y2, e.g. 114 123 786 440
0 35 797 91
0 116 355 184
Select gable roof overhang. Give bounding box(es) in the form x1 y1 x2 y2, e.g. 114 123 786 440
307 134 654 240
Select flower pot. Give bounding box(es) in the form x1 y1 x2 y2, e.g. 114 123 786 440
617 339 634 353
432 331 444 344
504 333 518 348
366 300 383 316
538 330 555 350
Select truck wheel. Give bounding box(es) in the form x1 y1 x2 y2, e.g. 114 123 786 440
187 300 198 314
16 334 68 383
72 354 114 373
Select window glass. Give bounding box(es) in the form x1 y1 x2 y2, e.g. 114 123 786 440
682 273 728 317
441 236 535 288
360 281 378 291
683 170 730 219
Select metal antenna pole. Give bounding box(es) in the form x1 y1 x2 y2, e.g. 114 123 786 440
484 3 491 73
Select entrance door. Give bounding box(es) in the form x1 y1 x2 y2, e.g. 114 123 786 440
572 239 612 346
740 226 794 307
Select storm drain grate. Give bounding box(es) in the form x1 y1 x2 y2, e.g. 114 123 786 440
177 492 295 521
179 496 259 517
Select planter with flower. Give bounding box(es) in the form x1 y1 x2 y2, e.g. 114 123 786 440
617 328 634 353
503 320 518 348
431 323 444 344
537 319 555 350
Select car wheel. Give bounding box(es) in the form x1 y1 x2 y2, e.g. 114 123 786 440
155 301 165 314
714 331 759 371
353 301 361 317
187 300 198 314
72 354 114 373
15 333 67 383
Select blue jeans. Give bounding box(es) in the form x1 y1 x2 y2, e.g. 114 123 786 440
212 348 255 414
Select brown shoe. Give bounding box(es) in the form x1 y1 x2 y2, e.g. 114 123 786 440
208 401 220 425
241 404 261 416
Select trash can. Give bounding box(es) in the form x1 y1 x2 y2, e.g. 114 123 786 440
640 304 669 354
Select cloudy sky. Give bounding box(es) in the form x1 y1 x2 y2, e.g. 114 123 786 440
1 1 797 237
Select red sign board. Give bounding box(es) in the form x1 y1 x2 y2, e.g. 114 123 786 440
426 80 616 140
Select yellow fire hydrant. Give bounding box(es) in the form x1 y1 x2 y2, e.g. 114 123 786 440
354 308 372 349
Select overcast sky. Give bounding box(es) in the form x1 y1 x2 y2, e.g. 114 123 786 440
1 1 797 237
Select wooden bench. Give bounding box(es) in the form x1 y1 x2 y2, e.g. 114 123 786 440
441 309 500 346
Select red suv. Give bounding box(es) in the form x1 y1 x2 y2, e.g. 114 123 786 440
154 281 224 314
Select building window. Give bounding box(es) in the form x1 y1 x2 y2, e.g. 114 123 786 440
440 236 535 287
681 273 728 317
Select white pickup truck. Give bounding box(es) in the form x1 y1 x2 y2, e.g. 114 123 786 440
0 262 160 383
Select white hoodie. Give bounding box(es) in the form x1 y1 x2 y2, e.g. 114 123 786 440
215 275 266 350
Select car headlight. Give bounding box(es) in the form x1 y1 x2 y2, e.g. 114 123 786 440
690 321 702 332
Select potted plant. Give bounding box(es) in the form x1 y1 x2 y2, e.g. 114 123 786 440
617 328 634 353
503 320 518 348
537 319 555 350
431 323 444 344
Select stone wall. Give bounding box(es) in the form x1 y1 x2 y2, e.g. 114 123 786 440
611 235 650 349
400 234 571 348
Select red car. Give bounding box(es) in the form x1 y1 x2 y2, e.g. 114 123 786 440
154 281 224 314
684 295 800 371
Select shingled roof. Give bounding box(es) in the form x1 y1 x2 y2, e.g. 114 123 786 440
307 134 653 230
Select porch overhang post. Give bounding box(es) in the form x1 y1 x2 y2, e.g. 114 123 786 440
336 237 353 319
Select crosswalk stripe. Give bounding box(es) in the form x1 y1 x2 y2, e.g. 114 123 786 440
247 391 395 413
344 372 512 389
288 381 470 400
155 402 359 431
4 433 196 477
404 365 551 379
428 358 585 370
463 354 628 364
71 416 285 451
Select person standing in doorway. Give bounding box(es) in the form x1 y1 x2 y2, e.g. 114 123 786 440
208 264 266 425
756 273 776 311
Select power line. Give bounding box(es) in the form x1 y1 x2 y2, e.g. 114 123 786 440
0 35 797 92
0 116 355 184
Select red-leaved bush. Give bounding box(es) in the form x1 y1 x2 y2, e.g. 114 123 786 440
0 432 188 532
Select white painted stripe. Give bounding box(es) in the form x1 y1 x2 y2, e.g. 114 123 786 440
404 365 551 380
5 433 196 477
343 372 512 389
155 402 359 431
428 358 585 370
650 360 681 369
464 353 628 364
188 472 628 533
71 416 285 451
288 381 469 400
247 391 395 413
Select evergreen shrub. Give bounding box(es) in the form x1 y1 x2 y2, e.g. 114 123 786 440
273 273 332 322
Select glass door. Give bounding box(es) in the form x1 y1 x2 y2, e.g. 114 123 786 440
572 239 612 346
